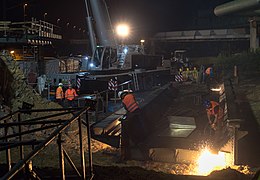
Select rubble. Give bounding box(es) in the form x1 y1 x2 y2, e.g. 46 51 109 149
0 50 73 142
0 51 61 113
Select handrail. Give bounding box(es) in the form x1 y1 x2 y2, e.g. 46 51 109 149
0 107 81 122
0 106 93 180
76 79 132 120
0 110 19 122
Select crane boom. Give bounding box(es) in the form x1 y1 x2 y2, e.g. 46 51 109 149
89 0 116 47
84 0 158 71
84 0 96 54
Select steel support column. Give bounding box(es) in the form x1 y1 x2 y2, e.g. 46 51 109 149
18 113 24 160
58 134 65 180
249 18 259 51
78 117 86 179
4 120 11 171
85 112 94 179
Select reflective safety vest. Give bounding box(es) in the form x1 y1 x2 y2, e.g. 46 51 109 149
207 101 224 129
192 69 198 80
207 101 224 121
122 93 139 112
206 101 219 116
182 71 188 81
205 67 212 75
65 88 78 101
56 86 64 99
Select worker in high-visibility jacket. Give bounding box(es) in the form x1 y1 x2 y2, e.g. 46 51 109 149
192 67 199 83
205 66 214 88
118 90 147 158
56 83 64 106
204 100 224 131
65 84 78 107
205 67 213 77
118 90 140 113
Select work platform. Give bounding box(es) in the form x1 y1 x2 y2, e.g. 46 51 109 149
90 83 208 152
0 19 62 45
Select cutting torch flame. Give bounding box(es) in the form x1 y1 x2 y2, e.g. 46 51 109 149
196 149 229 176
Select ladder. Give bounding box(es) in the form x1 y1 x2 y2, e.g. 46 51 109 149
132 72 139 91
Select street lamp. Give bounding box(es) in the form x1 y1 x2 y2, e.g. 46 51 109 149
57 18 61 25
140 39 145 46
23 3 28 22
44 12 47 21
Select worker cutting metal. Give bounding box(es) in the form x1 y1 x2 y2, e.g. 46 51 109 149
204 100 224 131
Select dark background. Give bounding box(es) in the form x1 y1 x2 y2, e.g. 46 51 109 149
0 0 249 56
2 0 233 35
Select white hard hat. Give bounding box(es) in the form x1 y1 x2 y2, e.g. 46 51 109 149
58 83 63 86
118 90 132 98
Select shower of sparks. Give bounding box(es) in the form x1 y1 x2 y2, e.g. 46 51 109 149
195 148 230 176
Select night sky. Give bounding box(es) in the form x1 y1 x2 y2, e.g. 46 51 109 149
3 0 230 36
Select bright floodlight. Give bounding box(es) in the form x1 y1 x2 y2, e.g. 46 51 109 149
89 63 94 67
116 24 129 37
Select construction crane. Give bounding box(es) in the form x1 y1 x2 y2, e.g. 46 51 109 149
84 0 153 71
42 0 169 99
50 0 166 94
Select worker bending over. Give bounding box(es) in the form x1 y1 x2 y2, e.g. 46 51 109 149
204 100 224 131
118 90 147 159
118 90 140 113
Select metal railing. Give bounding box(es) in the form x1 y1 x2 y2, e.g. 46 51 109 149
77 80 132 121
0 106 93 179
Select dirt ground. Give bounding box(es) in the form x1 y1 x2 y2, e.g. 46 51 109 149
31 165 252 180
0 123 256 179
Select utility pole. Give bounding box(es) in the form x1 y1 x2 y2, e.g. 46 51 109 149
23 3 28 22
